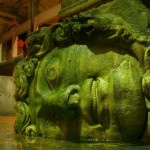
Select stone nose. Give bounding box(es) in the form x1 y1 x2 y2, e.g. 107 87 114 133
68 93 80 107
65 85 80 108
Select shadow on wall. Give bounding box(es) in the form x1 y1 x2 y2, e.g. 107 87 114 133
0 76 16 116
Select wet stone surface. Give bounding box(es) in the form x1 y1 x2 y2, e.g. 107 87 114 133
1 117 150 150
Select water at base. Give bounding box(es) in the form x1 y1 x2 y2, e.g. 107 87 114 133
0 117 150 150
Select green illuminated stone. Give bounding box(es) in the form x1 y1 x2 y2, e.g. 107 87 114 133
13 0 150 142
59 0 106 18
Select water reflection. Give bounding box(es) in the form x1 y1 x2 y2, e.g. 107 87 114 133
13 136 150 150
1 117 150 150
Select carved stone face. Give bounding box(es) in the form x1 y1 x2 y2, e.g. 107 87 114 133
26 44 146 141
13 0 150 142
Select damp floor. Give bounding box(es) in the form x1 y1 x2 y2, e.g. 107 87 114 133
1 116 150 150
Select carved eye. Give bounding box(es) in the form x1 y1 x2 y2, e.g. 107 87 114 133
47 67 57 80
46 65 59 91
46 58 60 90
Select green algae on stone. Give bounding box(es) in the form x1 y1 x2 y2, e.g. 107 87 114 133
13 0 150 142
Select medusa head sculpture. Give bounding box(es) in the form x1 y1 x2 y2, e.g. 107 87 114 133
14 0 150 142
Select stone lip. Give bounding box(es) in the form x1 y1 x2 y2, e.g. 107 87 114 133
59 0 112 19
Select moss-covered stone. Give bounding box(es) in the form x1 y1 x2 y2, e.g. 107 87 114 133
13 0 150 142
